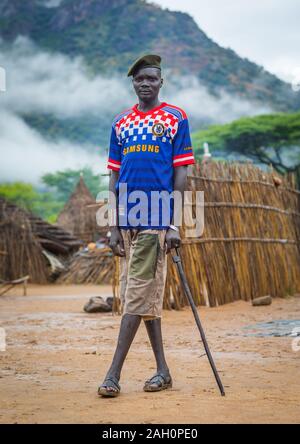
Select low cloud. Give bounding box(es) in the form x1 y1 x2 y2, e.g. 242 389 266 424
42 0 63 7
0 110 106 185
163 75 272 126
0 36 133 119
0 36 273 183
0 36 270 124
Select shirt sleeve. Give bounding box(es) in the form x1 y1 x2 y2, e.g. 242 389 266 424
107 125 121 171
172 118 195 167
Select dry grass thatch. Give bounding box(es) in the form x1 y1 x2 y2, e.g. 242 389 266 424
57 176 108 243
110 160 300 310
163 161 300 308
57 247 114 285
0 198 48 283
0 198 82 283
28 212 82 256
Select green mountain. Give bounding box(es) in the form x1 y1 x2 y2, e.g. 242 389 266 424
1 0 299 146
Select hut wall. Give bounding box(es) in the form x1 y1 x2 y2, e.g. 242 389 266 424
0 204 48 284
163 161 300 308
56 248 114 285
57 176 108 244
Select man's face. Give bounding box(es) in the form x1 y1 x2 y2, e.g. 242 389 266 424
132 67 163 102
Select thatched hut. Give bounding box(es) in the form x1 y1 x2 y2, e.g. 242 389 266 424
0 198 48 283
57 247 114 285
57 176 108 244
0 198 82 283
28 212 82 256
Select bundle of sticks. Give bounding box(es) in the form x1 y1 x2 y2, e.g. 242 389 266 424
0 205 48 283
57 247 114 285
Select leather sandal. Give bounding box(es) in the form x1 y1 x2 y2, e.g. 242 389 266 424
143 372 172 392
98 376 121 398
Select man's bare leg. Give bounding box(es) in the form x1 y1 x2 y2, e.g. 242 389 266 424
99 314 141 394
144 318 170 377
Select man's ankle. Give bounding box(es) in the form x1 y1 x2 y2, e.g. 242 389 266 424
157 367 170 376
106 371 120 381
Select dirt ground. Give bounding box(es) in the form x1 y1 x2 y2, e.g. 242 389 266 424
0 284 299 424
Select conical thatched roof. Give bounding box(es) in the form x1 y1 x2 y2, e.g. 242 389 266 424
57 176 108 243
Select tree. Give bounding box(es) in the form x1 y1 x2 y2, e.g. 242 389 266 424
0 182 64 222
193 112 300 187
0 182 39 212
42 167 108 201
0 169 108 223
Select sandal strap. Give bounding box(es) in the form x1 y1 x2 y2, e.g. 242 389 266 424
146 373 170 387
101 376 120 391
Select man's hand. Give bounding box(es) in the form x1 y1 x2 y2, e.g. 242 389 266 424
165 228 181 254
109 227 125 257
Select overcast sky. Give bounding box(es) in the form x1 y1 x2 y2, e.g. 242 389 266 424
153 0 300 83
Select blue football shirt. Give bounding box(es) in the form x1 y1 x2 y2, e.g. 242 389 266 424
107 102 195 229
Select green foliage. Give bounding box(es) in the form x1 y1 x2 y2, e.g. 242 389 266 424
42 167 108 201
0 182 39 212
0 182 64 222
32 192 65 222
192 111 300 186
0 168 107 222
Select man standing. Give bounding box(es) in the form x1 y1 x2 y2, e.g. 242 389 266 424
98 55 195 397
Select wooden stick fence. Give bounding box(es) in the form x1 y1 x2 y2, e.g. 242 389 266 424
111 160 300 310
162 161 300 308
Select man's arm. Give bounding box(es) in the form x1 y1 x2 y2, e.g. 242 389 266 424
108 170 119 228
171 165 188 228
165 165 188 253
108 170 125 257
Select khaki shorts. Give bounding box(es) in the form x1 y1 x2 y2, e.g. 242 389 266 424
119 229 168 320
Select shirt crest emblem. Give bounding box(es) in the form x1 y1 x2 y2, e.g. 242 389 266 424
152 122 165 137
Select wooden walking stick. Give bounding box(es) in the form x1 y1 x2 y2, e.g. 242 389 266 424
171 247 225 396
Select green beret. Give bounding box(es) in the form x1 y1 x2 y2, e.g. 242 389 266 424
127 54 161 77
